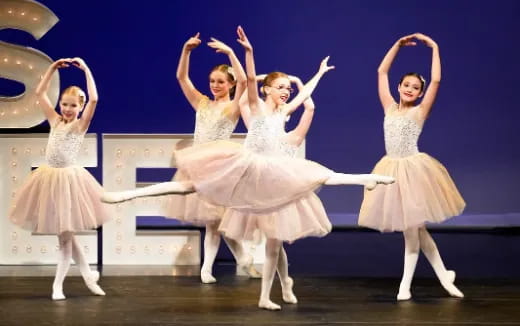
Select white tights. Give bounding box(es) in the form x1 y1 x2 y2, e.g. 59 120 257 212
52 232 104 300
398 227 464 300
101 173 394 204
258 239 297 310
101 181 195 203
325 173 394 190
200 221 253 283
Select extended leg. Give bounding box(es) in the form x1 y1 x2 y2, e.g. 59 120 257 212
101 181 195 204
324 173 394 190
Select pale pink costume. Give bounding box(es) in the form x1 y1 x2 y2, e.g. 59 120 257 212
175 111 333 242
9 119 111 234
359 104 465 232
162 96 236 225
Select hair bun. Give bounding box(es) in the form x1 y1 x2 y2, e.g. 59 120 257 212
227 66 235 80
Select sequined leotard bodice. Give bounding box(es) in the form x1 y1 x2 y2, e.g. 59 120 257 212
193 97 238 145
384 104 424 158
45 120 85 168
244 111 286 156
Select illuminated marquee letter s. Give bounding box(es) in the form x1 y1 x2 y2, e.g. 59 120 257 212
0 0 59 128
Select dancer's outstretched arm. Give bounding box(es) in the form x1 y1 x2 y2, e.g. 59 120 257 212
207 37 247 121
282 57 334 116
284 75 315 147
35 58 70 125
378 34 416 111
236 26 263 117
414 33 441 120
177 32 204 110
74 58 98 133
238 74 268 129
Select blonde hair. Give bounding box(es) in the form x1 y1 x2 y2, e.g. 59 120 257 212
260 72 289 97
210 64 236 97
62 86 86 106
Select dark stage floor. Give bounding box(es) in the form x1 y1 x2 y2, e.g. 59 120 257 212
1 228 519 325
1 271 520 325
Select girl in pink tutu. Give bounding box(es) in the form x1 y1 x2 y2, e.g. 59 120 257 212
9 58 110 300
358 33 466 300
163 32 259 283
102 26 394 309
219 73 323 308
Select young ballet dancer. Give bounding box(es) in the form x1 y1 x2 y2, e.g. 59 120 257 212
163 32 259 283
218 73 321 308
102 26 394 310
358 33 466 300
9 58 110 300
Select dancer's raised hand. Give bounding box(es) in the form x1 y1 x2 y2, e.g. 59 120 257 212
184 32 201 51
414 33 437 48
207 37 233 55
397 34 417 47
318 56 335 75
237 26 252 52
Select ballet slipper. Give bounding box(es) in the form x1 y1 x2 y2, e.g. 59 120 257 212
52 288 66 301
100 191 134 204
281 277 298 304
84 271 105 296
397 288 412 301
440 270 464 298
258 299 281 310
238 255 262 279
366 175 396 191
201 270 217 284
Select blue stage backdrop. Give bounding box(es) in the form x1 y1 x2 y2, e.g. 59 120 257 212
1 0 519 227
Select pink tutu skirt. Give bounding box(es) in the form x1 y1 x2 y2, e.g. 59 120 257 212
359 153 465 232
218 192 331 243
162 169 225 226
174 140 334 241
9 165 112 234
